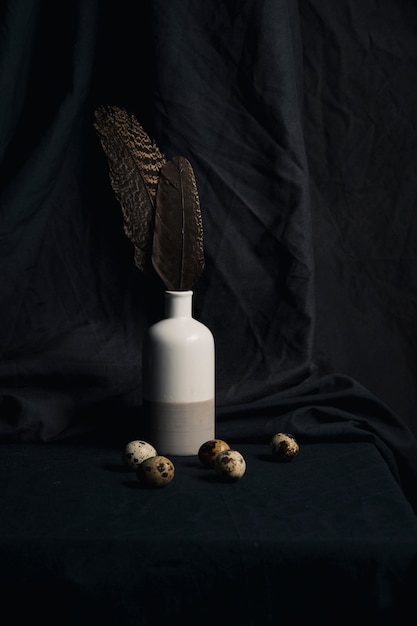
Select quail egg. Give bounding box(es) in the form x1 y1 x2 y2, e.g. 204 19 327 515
137 455 175 488
198 438 231 468
214 449 246 481
270 433 299 462
123 440 157 471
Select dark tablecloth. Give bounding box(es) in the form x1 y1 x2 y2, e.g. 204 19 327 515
2 380 417 626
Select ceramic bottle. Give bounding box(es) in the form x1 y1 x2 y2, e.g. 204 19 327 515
142 290 215 456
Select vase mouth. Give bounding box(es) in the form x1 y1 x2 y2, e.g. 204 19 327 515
165 290 193 296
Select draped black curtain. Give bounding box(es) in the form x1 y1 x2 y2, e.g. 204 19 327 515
302 0 417 436
0 0 416 443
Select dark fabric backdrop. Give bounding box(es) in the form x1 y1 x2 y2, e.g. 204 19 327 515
0 0 416 443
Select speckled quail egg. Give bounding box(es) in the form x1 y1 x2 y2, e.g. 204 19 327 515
137 455 175 488
198 438 231 468
123 440 157 471
270 433 299 462
214 449 246 481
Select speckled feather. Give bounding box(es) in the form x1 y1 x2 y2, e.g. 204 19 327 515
93 105 166 272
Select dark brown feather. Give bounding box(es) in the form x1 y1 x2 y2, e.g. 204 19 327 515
153 156 205 290
93 105 166 272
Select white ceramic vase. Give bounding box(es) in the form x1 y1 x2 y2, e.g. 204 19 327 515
142 290 215 456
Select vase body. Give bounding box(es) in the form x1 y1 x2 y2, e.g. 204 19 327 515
142 290 215 456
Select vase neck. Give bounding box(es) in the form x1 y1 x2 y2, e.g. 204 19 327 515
165 290 193 318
